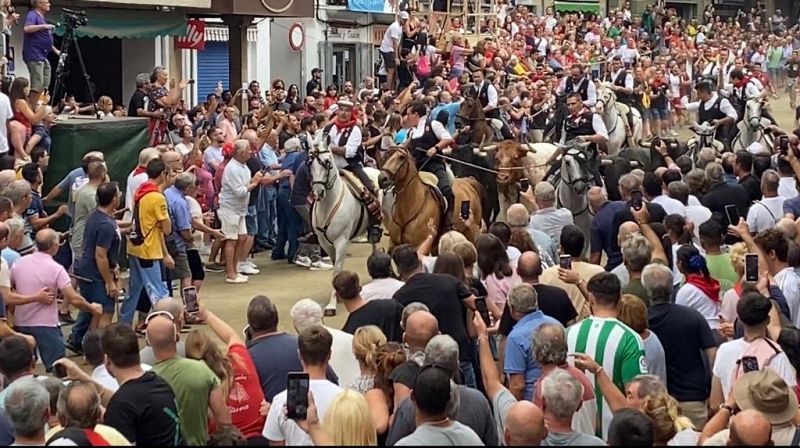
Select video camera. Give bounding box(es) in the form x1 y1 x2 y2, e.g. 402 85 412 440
62 8 87 29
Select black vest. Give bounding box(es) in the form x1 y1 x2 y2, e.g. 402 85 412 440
698 96 727 125
564 78 590 101
323 124 364 164
409 117 443 168
613 70 632 103
564 110 596 142
477 82 500 119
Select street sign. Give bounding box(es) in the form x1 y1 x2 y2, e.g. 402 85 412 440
289 22 304 51
177 19 206 51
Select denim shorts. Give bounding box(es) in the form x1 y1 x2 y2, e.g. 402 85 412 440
245 205 258 236
15 326 64 372
650 107 669 120
78 279 115 314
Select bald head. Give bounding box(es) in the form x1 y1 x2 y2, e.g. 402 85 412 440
776 218 798 241
587 186 607 212
154 298 184 330
504 401 545 446
35 228 59 254
730 409 773 446
403 310 439 353
506 204 530 228
516 251 542 281
618 221 640 246
145 315 177 353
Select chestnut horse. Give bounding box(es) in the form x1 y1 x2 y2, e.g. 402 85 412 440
457 97 494 146
380 147 482 252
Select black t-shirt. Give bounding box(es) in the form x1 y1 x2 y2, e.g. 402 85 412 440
127 89 148 118
648 303 717 402
245 156 264 207
279 130 296 150
608 202 666 270
103 371 184 446
499 284 578 335
788 61 800 79
701 182 751 227
290 163 312 206
393 273 475 362
389 361 420 389
739 173 762 203
342 299 404 342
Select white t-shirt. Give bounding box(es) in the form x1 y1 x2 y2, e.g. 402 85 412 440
263 379 344 445
778 177 798 199
0 93 13 154
746 196 784 233
712 338 797 400
380 21 403 53
361 277 405 302
123 171 149 221
775 267 800 328
90 364 152 392
652 195 686 217
325 326 359 390
675 283 720 330
685 205 712 240
186 195 204 248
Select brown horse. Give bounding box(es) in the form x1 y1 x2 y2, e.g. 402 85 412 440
380 147 482 252
457 97 494 146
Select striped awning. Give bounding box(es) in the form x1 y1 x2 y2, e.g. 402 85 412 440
205 26 258 42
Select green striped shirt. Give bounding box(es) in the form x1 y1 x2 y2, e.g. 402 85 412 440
567 316 647 440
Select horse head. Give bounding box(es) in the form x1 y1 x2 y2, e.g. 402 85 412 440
380 147 415 188
308 139 336 201
560 147 592 196
595 83 616 116
494 140 528 187
745 98 763 132
457 98 486 126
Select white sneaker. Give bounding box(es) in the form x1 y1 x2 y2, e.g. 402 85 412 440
310 260 334 271
238 263 260 275
294 256 312 268
226 274 249 284
245 260 258 269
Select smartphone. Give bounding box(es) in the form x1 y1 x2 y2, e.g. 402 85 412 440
519 178 530 192
243 324 253 343
474 297 491 326
460 200 471 221
725 204 741 227
631 190 644 211
53 363 68 379
745 253 759 282
741 356 760 373
182 286 200 315
778 135 789 155
286 372 310 420
559 255 572 270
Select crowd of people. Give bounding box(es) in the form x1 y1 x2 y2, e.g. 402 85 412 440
2 0 800 446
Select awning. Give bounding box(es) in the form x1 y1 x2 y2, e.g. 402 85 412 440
53 8 187 39
204 26 259 42
554 1 600 13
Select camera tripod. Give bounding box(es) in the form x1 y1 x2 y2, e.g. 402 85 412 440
50 23 97 117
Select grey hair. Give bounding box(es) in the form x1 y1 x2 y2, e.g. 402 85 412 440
705 162 724 184
532 323 567 366
35 230 59 252
0 170 16 192
138 147 160 167
233 139 250 156
622 234 652 273
173 172 196 192
402 302 430 328
629 374 666 399
506 204 530 228
5 377 49 438
761 169 779 194
541 369 583 420
136 73 150 88
618 173 642 195
642 264 674 304
698 148 717 168
290 299 323 333
425 334 459 373
3 180 30 206
56 381 102 429
507 283 538 315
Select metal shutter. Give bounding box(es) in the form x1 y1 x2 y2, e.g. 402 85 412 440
197 41 230 100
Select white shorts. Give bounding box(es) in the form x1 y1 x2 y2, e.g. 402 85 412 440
216 207 246 240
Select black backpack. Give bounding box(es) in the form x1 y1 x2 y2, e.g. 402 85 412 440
128 192 156 246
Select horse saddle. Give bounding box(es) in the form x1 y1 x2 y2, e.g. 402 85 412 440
340 170 382 220
418 172 448 216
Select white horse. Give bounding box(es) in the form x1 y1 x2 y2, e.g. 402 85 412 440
307 139 379 315
732 98 773 152
595 83 642 155
555 146 594 256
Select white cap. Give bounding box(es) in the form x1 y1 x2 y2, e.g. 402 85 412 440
399 11 409 20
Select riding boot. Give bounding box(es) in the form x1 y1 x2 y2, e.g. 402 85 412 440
589 160 603 187
442 186 455 230
626 109 634 137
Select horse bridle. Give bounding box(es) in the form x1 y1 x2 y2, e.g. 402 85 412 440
557 150 593 217
307 148 335 191
381 147 419 194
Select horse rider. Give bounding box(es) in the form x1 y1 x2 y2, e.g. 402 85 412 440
556 63 598 108
324 100 381 222
472 69 514 140
727 68 777 126
545 92 608 187
606 56 636 136
681 81 737 149
403 100 456 226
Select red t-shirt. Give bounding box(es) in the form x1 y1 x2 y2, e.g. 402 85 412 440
221 343 267 439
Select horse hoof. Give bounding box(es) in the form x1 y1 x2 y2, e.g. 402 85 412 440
324 309 336 317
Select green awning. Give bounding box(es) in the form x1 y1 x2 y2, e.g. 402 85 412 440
53 8 186 39
554 1 600 13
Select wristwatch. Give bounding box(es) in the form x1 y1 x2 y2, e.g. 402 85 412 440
719 403 734 414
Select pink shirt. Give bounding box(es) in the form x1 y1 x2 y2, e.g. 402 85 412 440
219 118 237 145
484 270 522 308
10 252 71 327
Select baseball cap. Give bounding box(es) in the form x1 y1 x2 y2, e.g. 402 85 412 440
734 369 799 425
399 11 409 20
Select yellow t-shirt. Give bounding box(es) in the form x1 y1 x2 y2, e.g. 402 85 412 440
127 192 168 260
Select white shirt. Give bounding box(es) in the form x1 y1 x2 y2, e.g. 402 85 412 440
380 21 403 53
611 69 634 89
584 31 600 44
123 170 149 222
682 93 738 121
175 142 193 157
263 379 344 445
779 177 798 199
530 207 574 246
652 195 686 217
410 114 451 140
775 267 800 328
685 205 713 240
545 16 557 31
750 52 766 70
219 158 252 213
712 338 797 400
327 124 362 169
689 195 702 206
324 326 359 390
747 196 784 233
618 46 639 65
361 277 405 302
475 81 498 108
507 246 521 266
0 93 12 154
703 61 720 79
675 283 720 330
90 364 152 393
557 77 598 107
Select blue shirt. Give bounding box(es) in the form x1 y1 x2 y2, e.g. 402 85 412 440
22 10 53 63
259 144 280 191
590 200 627 270
1 248 19 267
431 101 462 135
23 190 45 223
723 173 738 185
74 210 120 281
164 187 192 251
503 310 560 401
784 196 800 218
279 151 306 189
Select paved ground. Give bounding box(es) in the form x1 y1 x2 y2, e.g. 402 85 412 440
54 94 800 369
